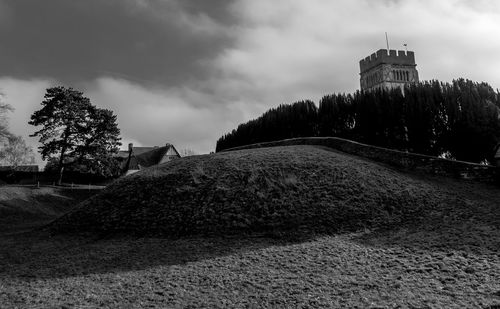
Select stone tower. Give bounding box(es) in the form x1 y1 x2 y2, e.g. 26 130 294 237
359 49 419 92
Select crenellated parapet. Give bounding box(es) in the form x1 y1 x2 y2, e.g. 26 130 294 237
359 49 416 73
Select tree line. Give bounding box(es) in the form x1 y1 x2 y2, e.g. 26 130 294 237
216 79 500 164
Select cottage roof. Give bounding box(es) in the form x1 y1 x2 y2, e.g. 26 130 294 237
120 143 180 171
133 147 169 168
131 147 158 156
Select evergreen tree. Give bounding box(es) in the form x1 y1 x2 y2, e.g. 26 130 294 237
29 86 121 184
216 79 500 164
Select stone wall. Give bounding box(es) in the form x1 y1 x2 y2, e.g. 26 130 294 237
223 137 500 184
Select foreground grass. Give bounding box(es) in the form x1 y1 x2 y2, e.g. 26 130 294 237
0 228 499 308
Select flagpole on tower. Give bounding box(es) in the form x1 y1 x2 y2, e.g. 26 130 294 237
385 32 390 51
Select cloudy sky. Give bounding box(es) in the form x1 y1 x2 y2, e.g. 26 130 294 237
1 0 500 161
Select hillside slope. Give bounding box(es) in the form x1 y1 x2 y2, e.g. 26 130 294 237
0 186 97 233
49 145 500 238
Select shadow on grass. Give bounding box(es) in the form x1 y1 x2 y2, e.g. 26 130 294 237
0 228 307 280
2 216 498 281
352 221 500 257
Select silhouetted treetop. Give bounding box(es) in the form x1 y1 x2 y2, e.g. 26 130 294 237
216 79 500 164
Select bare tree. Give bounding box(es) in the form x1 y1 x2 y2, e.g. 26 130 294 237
0 92 13 141
0 135 36 168
0 92 35 169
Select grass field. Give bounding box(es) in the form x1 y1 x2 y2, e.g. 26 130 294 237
1 146 499 308
0 186 97 234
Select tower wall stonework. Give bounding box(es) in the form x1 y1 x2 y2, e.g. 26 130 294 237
359 49 419 92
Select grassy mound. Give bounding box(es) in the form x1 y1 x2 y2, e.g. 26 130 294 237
0 186 96 233
48 145 492 236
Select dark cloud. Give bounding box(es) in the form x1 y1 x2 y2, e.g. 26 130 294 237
0 0 234 87
181 0 237 25
2 0 500 158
